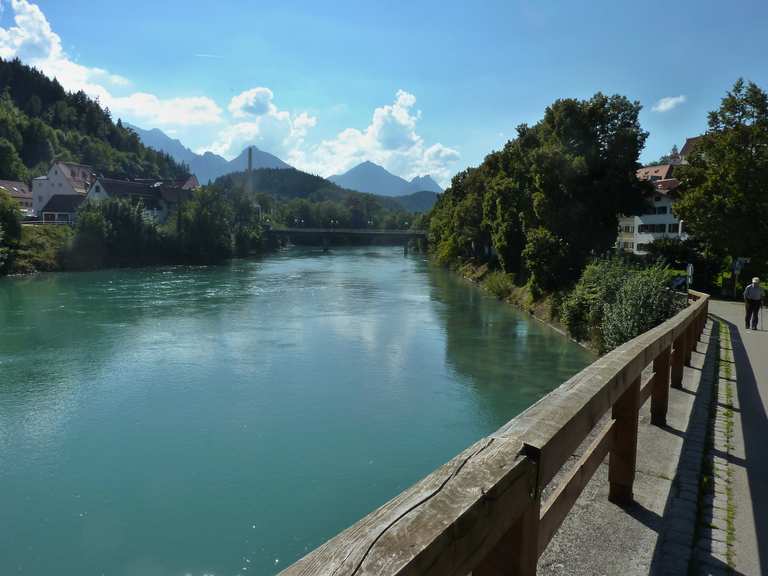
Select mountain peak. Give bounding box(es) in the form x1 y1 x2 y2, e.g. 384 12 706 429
329 161 442 197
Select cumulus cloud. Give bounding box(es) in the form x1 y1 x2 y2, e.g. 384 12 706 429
203 87 317 158
288 90 460 185
652 95 687 113
0 0 222 126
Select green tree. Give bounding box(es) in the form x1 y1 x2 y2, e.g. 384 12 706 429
0 137 28 180
674 79 768 264
0 187 21 273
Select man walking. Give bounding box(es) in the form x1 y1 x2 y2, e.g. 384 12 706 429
744 277 765 330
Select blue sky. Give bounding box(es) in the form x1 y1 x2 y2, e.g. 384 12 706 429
1 0 767 185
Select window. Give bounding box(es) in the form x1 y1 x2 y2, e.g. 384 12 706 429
43 213 55 221
650 176 661 181
654 195 662 201
668 223 680 233
656 206 668 214
622 225 635 233
638 224 667 234
637 243 649 252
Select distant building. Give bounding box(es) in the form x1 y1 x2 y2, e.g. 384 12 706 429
616 165 686 255
86 178 191 223
32 161 95 216
40 194 85 224
679 136 704 163
0 179 33 217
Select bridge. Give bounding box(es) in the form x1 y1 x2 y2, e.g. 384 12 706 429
265 227 426 239
264 227 427 251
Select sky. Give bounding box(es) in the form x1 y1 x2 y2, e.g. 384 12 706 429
1 0 767 186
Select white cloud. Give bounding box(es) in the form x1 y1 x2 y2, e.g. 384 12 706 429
652 95 687 113
203 87 317 158
229 87 276 118
287 90 460 185
0 0 222 126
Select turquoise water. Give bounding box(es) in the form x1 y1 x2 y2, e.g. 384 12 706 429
0 247 592 576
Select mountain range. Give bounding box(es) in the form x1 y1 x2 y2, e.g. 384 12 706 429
329 160 442 197
128 125 442 210
126 124 289 184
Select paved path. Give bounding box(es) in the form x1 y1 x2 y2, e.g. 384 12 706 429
709 300 768 575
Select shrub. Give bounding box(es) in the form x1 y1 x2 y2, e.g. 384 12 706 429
561 258 633 347
12 224 73 273
601 265 686 351
484 270 515 299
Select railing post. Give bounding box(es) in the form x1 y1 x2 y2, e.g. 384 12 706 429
684 321 694 366
651 347 671 426
609 375 641 506
474 496 541 576
671 332 685 389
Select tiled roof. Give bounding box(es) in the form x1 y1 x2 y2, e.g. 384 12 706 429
0 179 31 198
97 178 157 197
637 164 674 181
41 194 85 213
680 136 704 157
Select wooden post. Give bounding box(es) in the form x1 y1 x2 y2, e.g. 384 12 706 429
474 497 541 576
685 322 695 366
609 375 641 506
671 333 684 389
651 347 671 426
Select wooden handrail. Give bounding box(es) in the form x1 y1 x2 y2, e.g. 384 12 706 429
280 290 710 576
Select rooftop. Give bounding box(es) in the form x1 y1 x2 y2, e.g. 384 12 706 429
41 194 85 213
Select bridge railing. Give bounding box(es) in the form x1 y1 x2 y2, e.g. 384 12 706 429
280 290 710 576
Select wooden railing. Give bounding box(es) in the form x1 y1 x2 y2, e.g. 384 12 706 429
280 290 710 576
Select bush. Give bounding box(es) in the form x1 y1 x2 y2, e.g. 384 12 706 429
601 265 686 351
484 270 515 299
12 224 73 273
561 258 634 347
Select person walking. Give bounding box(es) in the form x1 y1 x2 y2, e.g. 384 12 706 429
743 277 765 330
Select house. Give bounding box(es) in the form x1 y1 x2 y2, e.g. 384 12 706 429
636 163 675 181
616 167 687 255
132 175 199 190
32 161 95 216
86 178 190 223
680 136 704 163
40 194 85 224
0 179 33 217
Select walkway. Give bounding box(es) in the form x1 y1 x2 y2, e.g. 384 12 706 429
709 300 768 575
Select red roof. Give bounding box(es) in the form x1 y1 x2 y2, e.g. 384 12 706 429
637 164 674 181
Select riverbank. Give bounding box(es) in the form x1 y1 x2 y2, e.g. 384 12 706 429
453 260 595 352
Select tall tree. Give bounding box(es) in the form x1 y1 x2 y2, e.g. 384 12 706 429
674 79 768 263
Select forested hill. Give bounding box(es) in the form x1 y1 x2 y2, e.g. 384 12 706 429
0 58 188 182
215 168 419 213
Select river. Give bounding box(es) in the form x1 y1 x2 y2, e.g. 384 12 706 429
0 246 592 576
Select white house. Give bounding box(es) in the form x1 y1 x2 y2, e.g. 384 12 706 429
616 165 687 254
32 162 95 216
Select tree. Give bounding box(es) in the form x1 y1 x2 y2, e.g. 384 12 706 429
0 137 28 180
429 92 650 292
0 187 21 273
674 79 768 265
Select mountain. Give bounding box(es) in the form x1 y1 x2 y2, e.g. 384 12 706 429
329 161 443 197
394 190 439 213
404 175 442 194
127 123 290 184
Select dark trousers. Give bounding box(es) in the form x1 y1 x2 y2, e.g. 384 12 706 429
745 299 761 329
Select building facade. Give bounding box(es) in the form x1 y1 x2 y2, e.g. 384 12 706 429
86 178 190 223
616 166 686 255
39 194 85 224
32 162 95 216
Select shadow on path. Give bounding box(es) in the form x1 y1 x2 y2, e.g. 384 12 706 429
720 317 768 573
